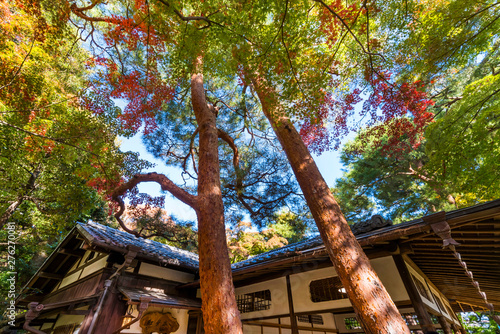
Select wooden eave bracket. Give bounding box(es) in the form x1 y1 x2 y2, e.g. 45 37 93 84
23 302 46 334
422 211 460 249
111 297 153 334
110 245 141 279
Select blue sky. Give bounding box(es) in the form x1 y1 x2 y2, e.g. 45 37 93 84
120 133 351 222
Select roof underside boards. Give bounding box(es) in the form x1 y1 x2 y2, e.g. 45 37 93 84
118 286 201 310
227 200 500 312
404 215 500 312
77 222 199 271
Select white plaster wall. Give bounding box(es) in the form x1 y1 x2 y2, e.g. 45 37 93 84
138 262 194 283
289 256 408 314
372 256 410 301
59 269 82 289
235 277 289 319
242 313 336 334
81 256 108 278
40 315 58 331
121 307 189 334
243 324 280 334
405 264 438 311
53 314 86 327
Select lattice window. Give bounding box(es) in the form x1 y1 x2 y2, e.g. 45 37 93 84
85 251 95 263
432 292 446 312
402 312 420 326
411 274 430 300
344 317 362 330
236 290 271 313
310 276 347 302
52 324 78 334
297 314 324 325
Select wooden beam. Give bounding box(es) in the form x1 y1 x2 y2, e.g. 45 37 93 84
60 309 91 315
243 321 339 333
286 275 299 334
39 272 63 280
393 254 437 333
59 249 86 257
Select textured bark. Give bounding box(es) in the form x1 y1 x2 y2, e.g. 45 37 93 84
250 74 411 334
0 165 41 229
0 198 23 229
192 56 243 334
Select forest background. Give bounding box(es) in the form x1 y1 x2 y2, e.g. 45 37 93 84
1 0 499 331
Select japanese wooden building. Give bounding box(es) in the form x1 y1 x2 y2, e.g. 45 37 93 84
8 199 500 334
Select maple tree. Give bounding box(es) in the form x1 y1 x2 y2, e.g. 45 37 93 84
8 0 499 332
0 0 131 229
227 210 314 263
22 0 423 332
334 0 500 224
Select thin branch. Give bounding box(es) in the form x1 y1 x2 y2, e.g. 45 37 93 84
280 0 306 97
111 172 199 212
313 0 386 61
0 39 36 92
0 120 101 158
155 0 254 43
70 2 108 22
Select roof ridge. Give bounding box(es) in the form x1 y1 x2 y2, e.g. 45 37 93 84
82 221 199 258
77 221 199 270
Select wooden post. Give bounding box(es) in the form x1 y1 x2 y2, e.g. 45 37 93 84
451 322 467 334
286 275 299 334
437 316 453 334
393 255 437 333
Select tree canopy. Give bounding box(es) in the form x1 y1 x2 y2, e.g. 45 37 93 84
2 0 500 331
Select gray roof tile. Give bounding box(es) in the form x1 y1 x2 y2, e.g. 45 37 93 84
77 222 199 270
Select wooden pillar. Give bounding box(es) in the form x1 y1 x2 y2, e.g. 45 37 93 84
286 275 299 334
94 285 127 334
393 255 437 333
451 323 467 334
437 316 453 334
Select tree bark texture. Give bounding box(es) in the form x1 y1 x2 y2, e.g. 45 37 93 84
191 56 243 334
250 74 411 334
0 165 40 229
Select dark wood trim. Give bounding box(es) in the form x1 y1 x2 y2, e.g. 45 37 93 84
40 269 110 301
60 309 91 316
286 275 298 334
64 253 109 278
133 261 141 274
39 272 63 280
393 254 437 332
241 300 414 322
437 316 453 334
59 248 86 257
242 320 339 333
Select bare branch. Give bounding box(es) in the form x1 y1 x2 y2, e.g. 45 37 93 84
112 172 199 210
313 0 386 61
70 2 108 22
217 128 240 172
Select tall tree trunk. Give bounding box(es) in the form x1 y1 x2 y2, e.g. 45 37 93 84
0 165 41 229
191 56 243 334
250 74 410 334
0 197 24 229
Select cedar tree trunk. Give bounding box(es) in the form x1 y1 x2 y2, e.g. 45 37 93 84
191 56 243 334
251 74 411 334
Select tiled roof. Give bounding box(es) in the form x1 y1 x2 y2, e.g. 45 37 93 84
77 222 199 270
231 235 323 269
118 286 201 309
231 215 393 270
